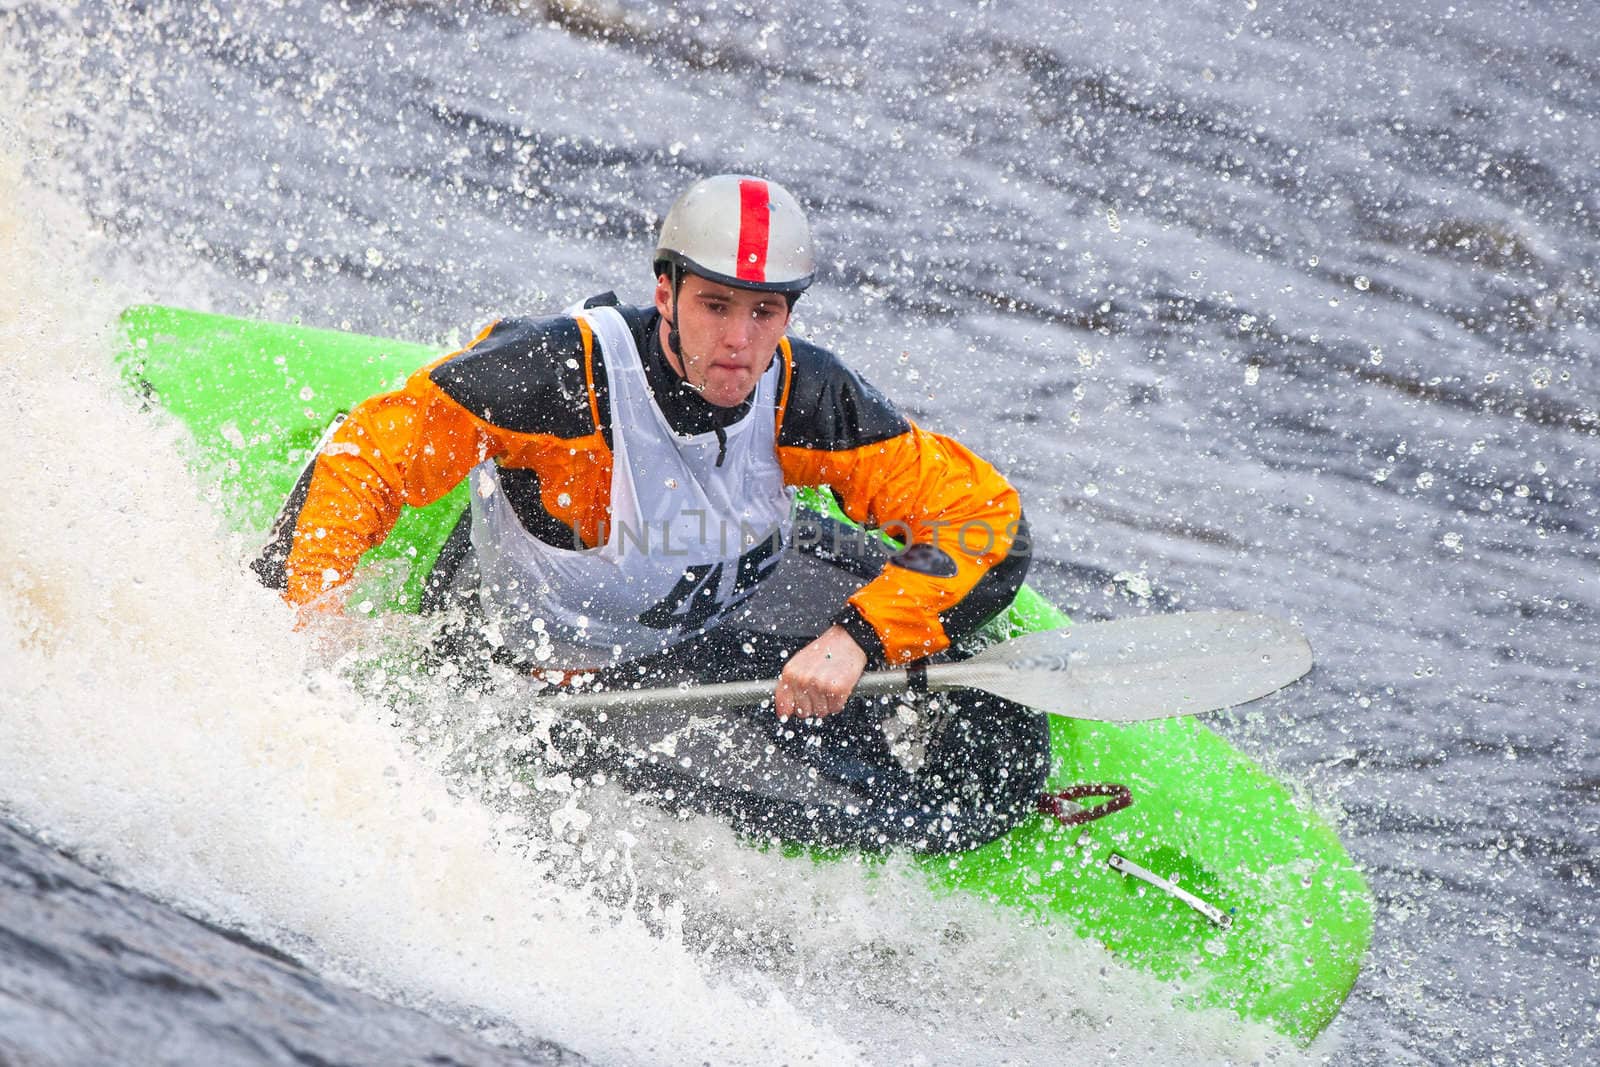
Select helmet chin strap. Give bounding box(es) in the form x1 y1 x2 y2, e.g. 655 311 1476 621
662 264 708 395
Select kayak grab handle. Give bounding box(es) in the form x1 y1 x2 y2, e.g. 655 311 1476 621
1108 852 1234 930
1037 783 1133 827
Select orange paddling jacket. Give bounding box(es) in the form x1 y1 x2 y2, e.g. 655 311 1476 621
257 299 1029 666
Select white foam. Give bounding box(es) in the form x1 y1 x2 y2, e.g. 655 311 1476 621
0 130 870 1066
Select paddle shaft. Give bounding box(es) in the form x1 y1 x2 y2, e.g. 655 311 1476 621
552 665 931 717
547 611 1312 723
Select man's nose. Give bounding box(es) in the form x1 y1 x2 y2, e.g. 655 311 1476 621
721 313 755 350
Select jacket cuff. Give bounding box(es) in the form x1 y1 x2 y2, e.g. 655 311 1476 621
831 603 888 669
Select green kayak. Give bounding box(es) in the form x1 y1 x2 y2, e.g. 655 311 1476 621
116 303 1372 1044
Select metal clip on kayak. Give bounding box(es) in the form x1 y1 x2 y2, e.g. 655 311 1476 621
1107 853 1234 930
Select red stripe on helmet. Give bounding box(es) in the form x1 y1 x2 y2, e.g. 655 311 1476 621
736 179 770 282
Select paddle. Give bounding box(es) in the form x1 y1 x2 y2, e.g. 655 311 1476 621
551 611 1312 723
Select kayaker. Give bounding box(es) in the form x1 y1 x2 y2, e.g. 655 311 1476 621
254 174 1048 851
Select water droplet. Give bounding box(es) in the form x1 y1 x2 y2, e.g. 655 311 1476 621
1244 365 1260 386
1113 571 1153 598
1530 366 1552 388
1106 208 1122 233
1353 275 1371 291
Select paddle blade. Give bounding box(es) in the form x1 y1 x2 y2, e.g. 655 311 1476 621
937 611 1313 722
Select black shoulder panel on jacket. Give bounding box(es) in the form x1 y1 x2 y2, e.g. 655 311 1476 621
778 338 910 451
428 316 596 438
615 303 658 350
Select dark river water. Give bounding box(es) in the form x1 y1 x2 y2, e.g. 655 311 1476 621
2 1 1596 1064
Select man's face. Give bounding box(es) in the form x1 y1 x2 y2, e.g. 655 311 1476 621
654 272 792 408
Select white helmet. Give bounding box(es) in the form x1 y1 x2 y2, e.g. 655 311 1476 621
654 174 815 294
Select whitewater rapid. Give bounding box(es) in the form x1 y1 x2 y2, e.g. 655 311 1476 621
5 0 1598 1063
